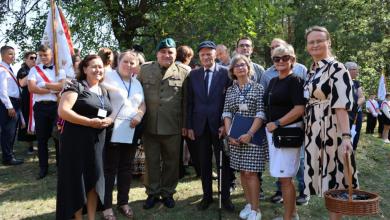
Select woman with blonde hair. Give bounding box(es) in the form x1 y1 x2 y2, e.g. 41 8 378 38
303 26 357 220
223 54 267 220
264 44 305 220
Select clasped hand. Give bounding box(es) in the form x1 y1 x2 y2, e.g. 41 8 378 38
89 117 113 129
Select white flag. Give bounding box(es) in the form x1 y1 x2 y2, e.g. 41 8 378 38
378 74 386 101
41 3 75 78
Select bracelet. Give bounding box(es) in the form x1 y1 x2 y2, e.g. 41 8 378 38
247 131 254 138
342 133 352 138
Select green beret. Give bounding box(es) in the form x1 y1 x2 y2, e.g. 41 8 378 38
156 38 176 51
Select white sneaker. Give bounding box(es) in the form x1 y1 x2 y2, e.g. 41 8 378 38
239 203 251 219
384 139 390 144
247 210 261 220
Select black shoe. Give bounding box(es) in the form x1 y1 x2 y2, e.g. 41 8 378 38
27 147 34 155
143 195 160 209
197 198 214 210
162 196 175 208
296 193 310 206
222 199 235 212
36 168 48 180
270 191 283 203
2 158 24 166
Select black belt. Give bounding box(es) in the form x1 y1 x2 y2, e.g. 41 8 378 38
9 97 20 101
36 100 57 104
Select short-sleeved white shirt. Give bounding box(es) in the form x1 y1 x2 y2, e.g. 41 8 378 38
28 64 66 102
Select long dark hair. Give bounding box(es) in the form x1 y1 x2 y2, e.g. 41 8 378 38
77 54 104 82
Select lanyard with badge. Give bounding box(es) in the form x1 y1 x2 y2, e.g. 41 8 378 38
84 80 107 118
303 61 331 99
117 71 132 98
238 83 251 111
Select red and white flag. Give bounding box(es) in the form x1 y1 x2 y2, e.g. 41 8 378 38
28 2 74 133
41 2 75 78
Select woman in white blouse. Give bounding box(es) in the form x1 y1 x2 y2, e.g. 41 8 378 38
102 50 145 220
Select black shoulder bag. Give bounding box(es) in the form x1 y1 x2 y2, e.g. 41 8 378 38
268 77 304 148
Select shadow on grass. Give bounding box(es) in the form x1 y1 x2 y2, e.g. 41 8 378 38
20 212 56 220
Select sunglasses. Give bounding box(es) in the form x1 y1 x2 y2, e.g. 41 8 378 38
29 56 37 60
272 55 291 63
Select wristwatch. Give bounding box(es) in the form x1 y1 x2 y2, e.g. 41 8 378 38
274 120 281 128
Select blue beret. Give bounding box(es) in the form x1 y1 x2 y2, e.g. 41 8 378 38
156 38 176 51
197 40 216 52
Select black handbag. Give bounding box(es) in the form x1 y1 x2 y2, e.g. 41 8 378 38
272 127 304 148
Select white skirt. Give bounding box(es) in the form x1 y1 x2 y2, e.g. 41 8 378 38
267 123 301 178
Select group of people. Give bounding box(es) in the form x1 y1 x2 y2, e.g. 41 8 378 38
0 25 364 220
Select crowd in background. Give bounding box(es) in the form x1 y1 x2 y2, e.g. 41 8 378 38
0 25 385 220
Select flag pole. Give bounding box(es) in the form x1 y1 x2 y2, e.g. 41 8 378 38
50 0 59 76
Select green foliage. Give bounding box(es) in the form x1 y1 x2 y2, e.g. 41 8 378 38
1 0 389 94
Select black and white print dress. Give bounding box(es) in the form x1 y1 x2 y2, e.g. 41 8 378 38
222 81 268 172
303 57 359 196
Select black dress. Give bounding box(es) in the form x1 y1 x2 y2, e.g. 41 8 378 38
56 80 112 220
16 64 36 142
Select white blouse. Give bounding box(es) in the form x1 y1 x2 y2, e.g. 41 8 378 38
103 70 144 120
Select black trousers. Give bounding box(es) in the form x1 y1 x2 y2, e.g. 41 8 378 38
103 142 137 208
34 101 59 169
195 123 231 200
366 114 377 134
0 97 20 162
185 137 201 176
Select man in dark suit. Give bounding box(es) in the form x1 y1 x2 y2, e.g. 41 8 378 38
186 41 234 211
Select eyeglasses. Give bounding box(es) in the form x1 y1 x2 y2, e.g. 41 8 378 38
307 39 328 45
233 63 247 69
272 55 291 63
239 44 252 48
29 56 37 60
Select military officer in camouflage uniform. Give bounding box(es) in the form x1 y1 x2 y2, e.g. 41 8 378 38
138 38 189 209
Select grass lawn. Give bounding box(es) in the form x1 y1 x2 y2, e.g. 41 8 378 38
0 127 388 220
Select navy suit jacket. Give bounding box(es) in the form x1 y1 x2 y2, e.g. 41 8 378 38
186 64 232 136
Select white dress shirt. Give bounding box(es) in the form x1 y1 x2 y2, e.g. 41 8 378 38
0 61 20 109
27 64 66 102
366 99 379 117
203 63 216 95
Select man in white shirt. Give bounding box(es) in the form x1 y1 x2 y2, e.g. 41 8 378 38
0 45 24 165
366 94 380 134
28 45 66 179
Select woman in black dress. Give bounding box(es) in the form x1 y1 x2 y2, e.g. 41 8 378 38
57 55 113 220
16 51 37 154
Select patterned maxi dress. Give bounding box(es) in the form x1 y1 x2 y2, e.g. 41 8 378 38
222 81 268 172
303 57 359 196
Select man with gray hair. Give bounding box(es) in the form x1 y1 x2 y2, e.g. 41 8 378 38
345 61 365 151
216 44 231 67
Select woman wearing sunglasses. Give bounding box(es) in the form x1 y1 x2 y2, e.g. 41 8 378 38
16 51 37 154
264 44 305 220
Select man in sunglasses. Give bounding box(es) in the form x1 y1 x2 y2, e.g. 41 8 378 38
263 38 309 206
17 51 37 155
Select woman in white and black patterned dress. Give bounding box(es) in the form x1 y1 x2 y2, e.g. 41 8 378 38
222 54 267 220
303 26 357 220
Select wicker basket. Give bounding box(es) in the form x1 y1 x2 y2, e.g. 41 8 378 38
324 153 380 216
